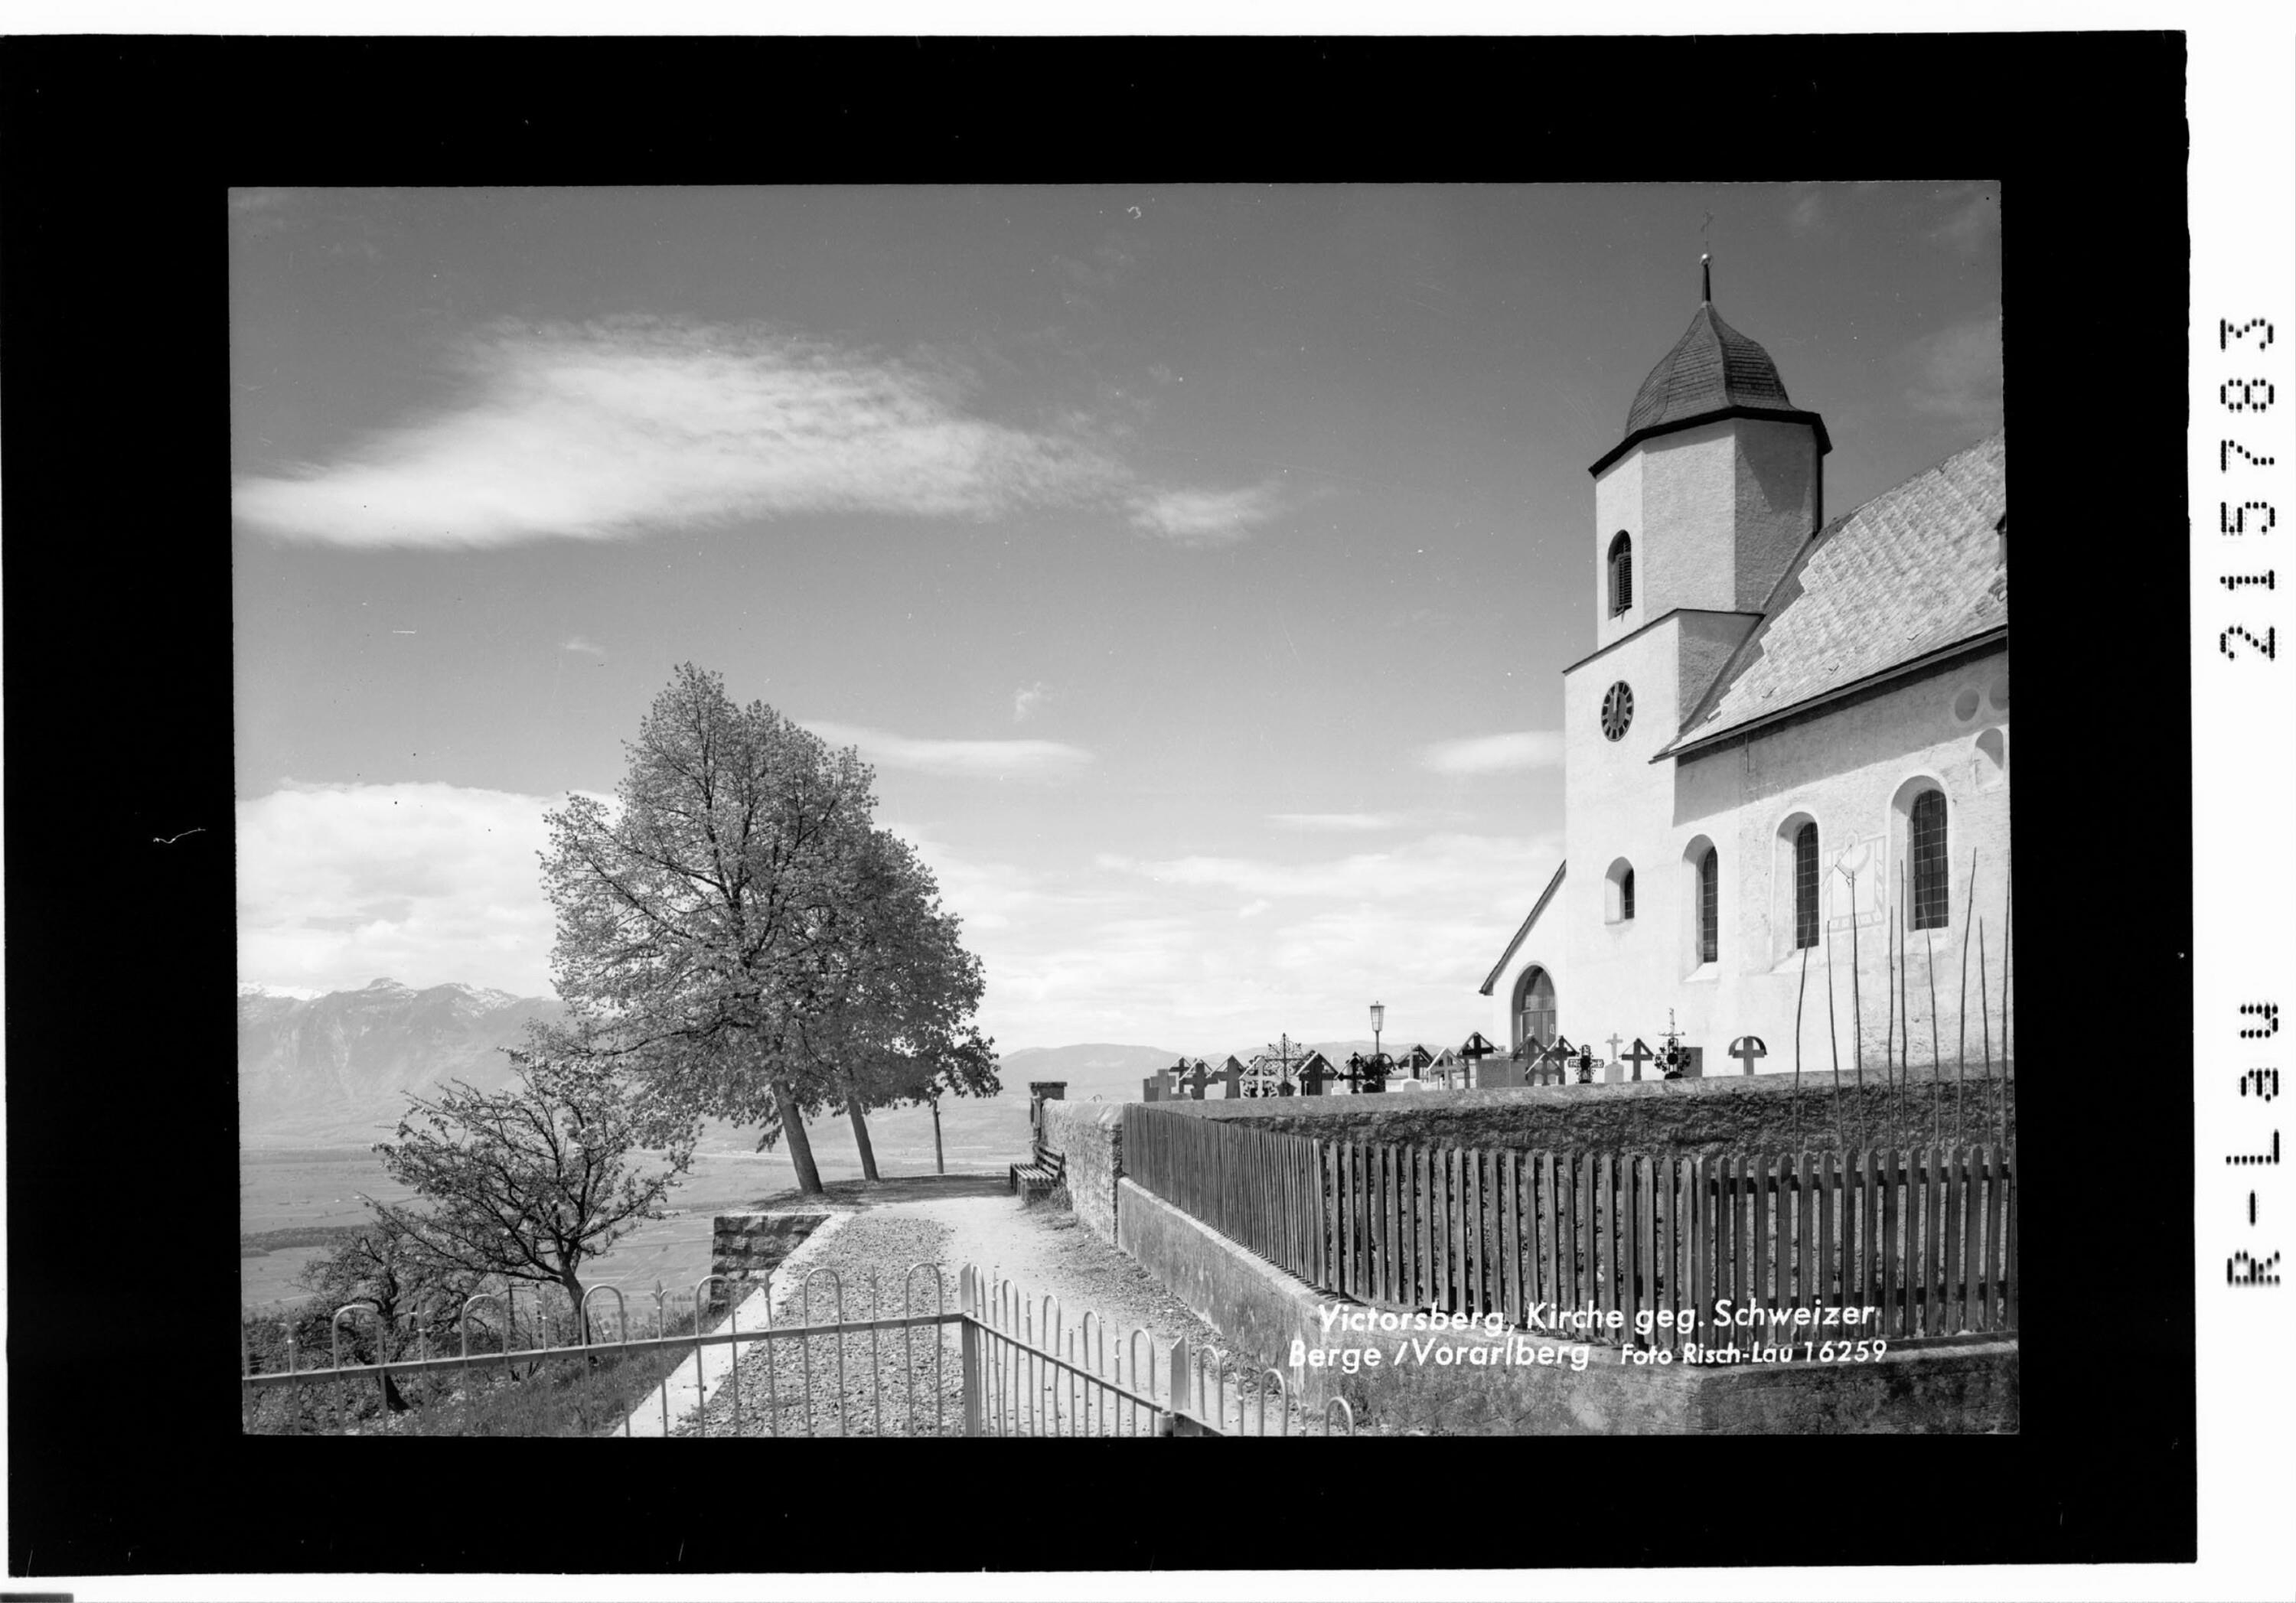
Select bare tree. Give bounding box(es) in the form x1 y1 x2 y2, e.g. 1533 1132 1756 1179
370 1041 697 1335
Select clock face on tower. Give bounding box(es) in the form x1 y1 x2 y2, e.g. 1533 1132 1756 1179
1601 681 1635 741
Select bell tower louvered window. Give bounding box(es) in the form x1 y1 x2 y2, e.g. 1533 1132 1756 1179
1793 821 1820 949
1910 789 1949 930
1608 533 1633 616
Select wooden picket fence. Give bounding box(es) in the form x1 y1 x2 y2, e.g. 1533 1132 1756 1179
1121 1106 2016 1348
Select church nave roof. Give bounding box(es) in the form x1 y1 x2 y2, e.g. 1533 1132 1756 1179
1661 428 2007 760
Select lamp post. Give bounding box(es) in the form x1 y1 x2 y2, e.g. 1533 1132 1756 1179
1370 1000 1384 1065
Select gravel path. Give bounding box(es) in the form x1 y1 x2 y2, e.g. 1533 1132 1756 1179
667 1191 1283 1436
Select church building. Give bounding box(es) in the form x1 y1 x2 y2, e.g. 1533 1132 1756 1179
1481 264 2010 1079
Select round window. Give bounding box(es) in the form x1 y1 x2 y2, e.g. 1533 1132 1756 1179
1988 673 2010 711
1601 681 1635 741
1953 686 1981 722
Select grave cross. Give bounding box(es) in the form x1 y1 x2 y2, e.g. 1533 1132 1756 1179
1625 1038 1655 1082
1184 1061 1215 1100
1297 1056 1332 1096
1606 1032 1626 1063
1729 1035 1768 1077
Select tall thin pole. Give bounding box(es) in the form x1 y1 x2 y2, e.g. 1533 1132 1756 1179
2001 867 2013 1155
1957 850 1978 1146
1847 868 1865 1148
1825 892 1844 1149
1793 940 1811 1151
1924 924 1942 1148
1978 918 1994 1129
1900 856 1912 1100
1883 873 1898 1106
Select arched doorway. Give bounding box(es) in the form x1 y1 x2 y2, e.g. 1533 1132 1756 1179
1512 966 1557 1054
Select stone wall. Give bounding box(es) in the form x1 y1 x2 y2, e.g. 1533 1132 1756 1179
706 1212 826 1311
1150 1062 2015 1160
1038 1100 1124 1243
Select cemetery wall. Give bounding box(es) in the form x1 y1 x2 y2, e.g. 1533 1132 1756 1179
1149 1061 2015 1159
1116 1178 2018 1434
1039 1100 1124 1244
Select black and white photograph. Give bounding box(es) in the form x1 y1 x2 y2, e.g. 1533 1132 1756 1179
226 178 2017 1442
5 16 2274 1599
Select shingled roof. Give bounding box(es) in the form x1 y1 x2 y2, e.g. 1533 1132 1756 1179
1592 295 1831 474
1659 429 2007 759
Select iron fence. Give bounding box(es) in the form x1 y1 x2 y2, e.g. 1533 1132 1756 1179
241 1263 1353 1438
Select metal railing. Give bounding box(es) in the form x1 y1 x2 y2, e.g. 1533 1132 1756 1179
242 1263 1353 1438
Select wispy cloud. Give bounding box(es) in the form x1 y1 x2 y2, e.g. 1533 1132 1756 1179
1268 812 1408 832
1419 731 1564 776
233 316 1285 552
804 720 1094 781
561 636 605 657
1786 187 1826 236
1901 311 2004 426
1012 682 1052 723
1127 479 1288 547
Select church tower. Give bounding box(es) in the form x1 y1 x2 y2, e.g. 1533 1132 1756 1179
1587 258 1829 654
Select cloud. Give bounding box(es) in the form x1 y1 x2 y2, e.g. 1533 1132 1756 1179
1127 479 1288 546
1930 184 2001 256
561 636 606 657
233 315 1283 552
236 780 587 998
1786 188 1826 236
1901 311 2004 425
1418 731 1565 776
1012 682 1052 723
804 720 1094 780
1268 811 1410 832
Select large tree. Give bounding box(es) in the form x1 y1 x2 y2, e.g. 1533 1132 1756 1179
540 664 993 1193
368 1040 696 1335
789 827 1001 1180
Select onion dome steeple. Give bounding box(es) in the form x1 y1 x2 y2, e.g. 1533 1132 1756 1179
1590 255 1831 476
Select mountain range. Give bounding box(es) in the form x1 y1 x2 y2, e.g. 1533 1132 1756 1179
238 978 565 1144
237 979 1461 1142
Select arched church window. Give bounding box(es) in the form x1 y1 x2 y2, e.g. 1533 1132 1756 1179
1621 868 1635 920
1608 533 1633 616
1910 789 1949 930
1698 846 1719 964
1514 966 1557 1053
1793 821 1820 950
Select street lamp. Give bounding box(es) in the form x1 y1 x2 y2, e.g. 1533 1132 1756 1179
1369 1000 1384 1064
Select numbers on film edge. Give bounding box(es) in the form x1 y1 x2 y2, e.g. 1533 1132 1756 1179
2216 321 2281 660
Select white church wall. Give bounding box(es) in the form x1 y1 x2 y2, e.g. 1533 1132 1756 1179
1559 614 1700 1065
1664 647 2013 1080
1727 419 1825 610
1637 425 1740 624
1590 451 1646 653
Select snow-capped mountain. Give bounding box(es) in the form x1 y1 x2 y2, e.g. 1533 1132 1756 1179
238 977 564 1143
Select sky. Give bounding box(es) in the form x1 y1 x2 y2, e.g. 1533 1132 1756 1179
231 182 2003 1053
